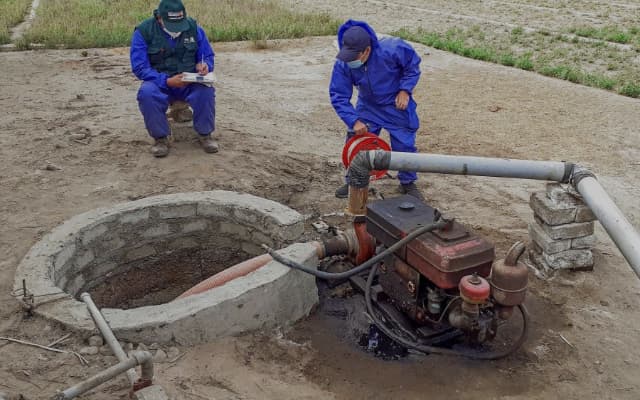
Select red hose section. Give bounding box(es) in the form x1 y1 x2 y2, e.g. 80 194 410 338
177 254 273 299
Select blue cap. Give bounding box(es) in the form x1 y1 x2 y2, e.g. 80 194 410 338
337 26 371 62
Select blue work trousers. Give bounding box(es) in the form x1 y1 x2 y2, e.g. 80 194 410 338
136 81 215 139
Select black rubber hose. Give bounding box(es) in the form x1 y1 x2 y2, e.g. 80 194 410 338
263 220 447 280
266 219 528 359
364 261 529 360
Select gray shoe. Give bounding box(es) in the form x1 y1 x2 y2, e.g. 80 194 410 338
399 182 424 200
335 184 349 199
151 137 170 158
199 134 219 153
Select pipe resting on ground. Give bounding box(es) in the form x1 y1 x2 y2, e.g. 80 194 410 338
81 292 138 385
54 351 153 400
347 150 640 279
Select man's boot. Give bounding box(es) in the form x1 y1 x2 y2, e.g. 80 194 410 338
335 183 349 199
199 134 219 153
399 182 424 200
151 137 170 158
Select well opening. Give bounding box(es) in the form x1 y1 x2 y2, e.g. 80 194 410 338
50 193 298 309
14 192 321 344
88 247 251 309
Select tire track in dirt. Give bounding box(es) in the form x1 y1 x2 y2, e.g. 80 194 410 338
489 0 601 18
492 0 640 13
578 0 640 10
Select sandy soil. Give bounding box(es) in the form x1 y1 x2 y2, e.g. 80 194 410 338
1 3 640 399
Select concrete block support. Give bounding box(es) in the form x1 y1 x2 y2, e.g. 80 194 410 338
528 223 571 254
528 184 598 272
575 205 597 223
530 192 576 225
546 182 577 203
572 234 596 249
536 217 594 240
543 249 594 271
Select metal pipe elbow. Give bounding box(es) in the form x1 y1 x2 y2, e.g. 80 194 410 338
569 164 597 188
130 351 154 381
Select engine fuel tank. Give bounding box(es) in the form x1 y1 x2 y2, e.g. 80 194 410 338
366 195 495 289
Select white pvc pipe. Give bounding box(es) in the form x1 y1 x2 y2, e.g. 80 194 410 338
80 293 138 385
57 351 153 400
386 152 571 182
349 150 640 278
576 176 640 278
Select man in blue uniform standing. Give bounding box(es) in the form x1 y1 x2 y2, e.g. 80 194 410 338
330 20 423 199
130 0 217 157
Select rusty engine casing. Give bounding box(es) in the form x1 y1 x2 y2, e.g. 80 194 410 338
366 195 495 323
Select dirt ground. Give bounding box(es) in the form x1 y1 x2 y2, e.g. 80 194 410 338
2 2 640 399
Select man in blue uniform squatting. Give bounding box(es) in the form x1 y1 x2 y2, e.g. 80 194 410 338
330 20 423 200
130 0 217 157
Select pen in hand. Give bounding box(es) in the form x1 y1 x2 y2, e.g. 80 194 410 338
198 54 207 75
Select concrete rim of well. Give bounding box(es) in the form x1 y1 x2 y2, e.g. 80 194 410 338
13 191 319 344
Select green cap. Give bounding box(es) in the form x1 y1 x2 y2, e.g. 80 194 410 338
157 0 189 33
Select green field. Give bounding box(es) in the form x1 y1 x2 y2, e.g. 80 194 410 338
16 0 340 48
0 0 32 44
396 25 640 98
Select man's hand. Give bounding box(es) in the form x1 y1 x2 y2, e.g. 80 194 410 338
196 62 209 75
395 90 410 110
353 120 369 135
167 74 189 88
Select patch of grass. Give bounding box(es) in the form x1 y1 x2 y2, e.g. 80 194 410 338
462 46 496 62
396 28 499 63
538 65 615 89
568 25 636 44
395 27 638 98
13 35 30 49
399 28 533 69
584 74 616 90
190 0 340 42
499 53 515 67
20 0 340 48
511 27 524 36
514 55 534 70
0 0 33 44
619 83 640 98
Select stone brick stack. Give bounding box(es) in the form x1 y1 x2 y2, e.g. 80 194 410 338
528 183 597 272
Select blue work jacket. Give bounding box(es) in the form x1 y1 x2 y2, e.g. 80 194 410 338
130 22 214 91
329 20 421 130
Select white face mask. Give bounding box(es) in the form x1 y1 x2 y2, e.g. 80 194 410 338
162 26 182 39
